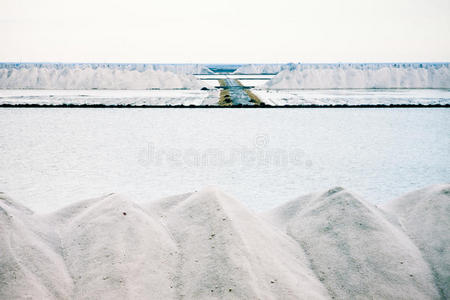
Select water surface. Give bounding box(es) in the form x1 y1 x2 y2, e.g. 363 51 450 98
0 107 448 212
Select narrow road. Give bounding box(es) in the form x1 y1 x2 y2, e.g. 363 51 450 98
224 78 254 106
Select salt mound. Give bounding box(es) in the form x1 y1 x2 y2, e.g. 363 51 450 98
1 185 448 299
146 188 329 299
233 64 293 74
0 63 214 75
263 187 440 299
0 192 73 299
383 184 450 299
0 67 209 90
49 194 178 299
1 189 328 299
264 63 450 89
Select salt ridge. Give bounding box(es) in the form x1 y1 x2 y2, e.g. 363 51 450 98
0 64 211 90
383 184 450 298
233 64 294 74
1 184 448 299
264 63 450 89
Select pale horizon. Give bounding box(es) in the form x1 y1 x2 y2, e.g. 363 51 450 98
2 0 450 64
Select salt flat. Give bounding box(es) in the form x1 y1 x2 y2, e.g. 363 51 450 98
0 89 219 106
252 89 450 106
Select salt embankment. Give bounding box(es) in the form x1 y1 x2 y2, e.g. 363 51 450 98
233 64 293 74
0 64 211 89
264 63 450 89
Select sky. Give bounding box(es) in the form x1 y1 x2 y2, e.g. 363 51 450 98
1 0 449 64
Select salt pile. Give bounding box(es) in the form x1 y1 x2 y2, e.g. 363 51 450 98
0 193 73 299
233 64 293 74
383 184 450 298
264 187 441 299
0 63 213 75
0 64 211 90
264 63 450 89
1 184 448 299
146 189 328 299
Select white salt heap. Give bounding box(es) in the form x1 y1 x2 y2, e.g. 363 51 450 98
1 184 448 299
146 189 329 299
264 63 450 89
233 64 293 74
383 184 450 299
0 193 73 299
264 187 441 299
0 66 209 90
